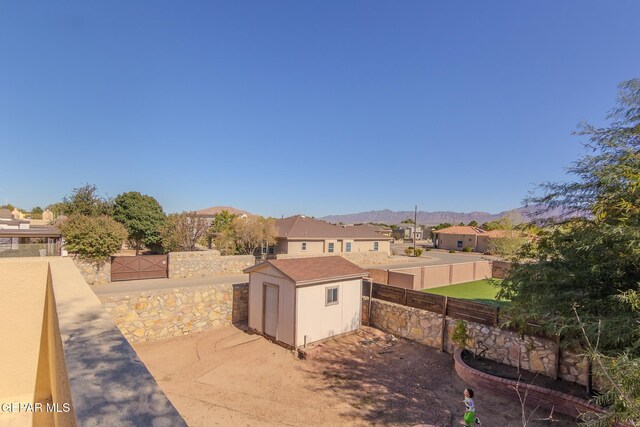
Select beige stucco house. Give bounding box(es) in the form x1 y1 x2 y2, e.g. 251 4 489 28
244 256 368 348
270 215 391 257
433 226 527 252
433 226 492 252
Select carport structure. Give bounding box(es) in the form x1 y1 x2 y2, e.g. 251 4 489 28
244 256 368 348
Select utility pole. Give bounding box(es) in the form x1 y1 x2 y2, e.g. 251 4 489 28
413 205 417 254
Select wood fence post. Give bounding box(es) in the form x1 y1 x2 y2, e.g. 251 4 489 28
367 281 373 326
554 334 561 380
403 289 408 306
440 296 449 352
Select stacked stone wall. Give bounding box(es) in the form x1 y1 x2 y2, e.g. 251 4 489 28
168 252 254 278
73 258 110 285
100 283 248 343
362 297 588 386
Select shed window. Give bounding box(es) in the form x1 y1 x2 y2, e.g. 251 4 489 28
326 287 338 306
345 242 351 252
328 242 334 253
457 240 463 248
373 242 379 251
302 242 307 251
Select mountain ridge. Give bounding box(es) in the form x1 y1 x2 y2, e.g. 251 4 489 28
319 206 550 226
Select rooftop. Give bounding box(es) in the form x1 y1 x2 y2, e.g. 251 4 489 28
195 206 252 217
276 215 391 240
245 256 368 284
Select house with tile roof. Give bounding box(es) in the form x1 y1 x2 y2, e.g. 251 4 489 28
433 225 528 252
432 225 492 252
195 206 251 220
271 215 391 257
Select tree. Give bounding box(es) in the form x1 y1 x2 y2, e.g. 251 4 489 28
29 206 43 219
401 218 414 224
468 220 478 227
58 214 127 262
206 209 237 251
233 215 277 255
112 192 166 254
160 211 209 252
60 184 112 217
496 79 640 354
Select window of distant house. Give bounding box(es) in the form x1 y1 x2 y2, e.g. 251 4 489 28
373 242 379 251
302 242 307 251
345 242 351 252
457 241 463 248
328 242 334 253
268 246 275 255
326 286 338 306
262 240 267 254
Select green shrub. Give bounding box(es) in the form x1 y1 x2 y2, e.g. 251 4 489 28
451 320 470 350
404 247 414 256
59 214 127 262
449 249 456 253
463 247 473 252
424 247 432 251
414 248 423 257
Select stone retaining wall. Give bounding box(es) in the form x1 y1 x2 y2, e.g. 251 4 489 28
362 297 588 385
99 282 248 343
168 252 255 278
73 258 110 285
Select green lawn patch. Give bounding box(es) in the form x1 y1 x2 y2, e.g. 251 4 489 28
422 279 508 306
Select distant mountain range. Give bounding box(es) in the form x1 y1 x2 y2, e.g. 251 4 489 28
319 206 558 226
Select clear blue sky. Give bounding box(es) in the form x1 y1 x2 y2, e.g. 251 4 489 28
1 1 638 217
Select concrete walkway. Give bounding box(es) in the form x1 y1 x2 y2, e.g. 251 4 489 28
92 251 495 297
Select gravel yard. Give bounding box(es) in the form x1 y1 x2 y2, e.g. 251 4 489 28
134 325 577 426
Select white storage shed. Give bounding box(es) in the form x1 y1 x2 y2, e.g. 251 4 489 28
243 256 368 348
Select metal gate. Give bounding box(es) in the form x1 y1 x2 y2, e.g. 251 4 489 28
110 255 168 282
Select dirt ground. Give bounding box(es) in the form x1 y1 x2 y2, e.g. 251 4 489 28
134 325 577 426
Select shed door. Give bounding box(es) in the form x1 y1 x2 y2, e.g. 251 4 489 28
263 284 279 339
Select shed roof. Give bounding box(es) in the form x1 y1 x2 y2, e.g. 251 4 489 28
244 256 368 285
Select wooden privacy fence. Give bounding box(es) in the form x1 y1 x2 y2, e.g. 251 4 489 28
363 281 499 327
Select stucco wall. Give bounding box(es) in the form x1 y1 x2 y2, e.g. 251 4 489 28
296 279 362 346
0 259 49 404
168 252 255 278
100 282 249 343
281 239 390 256
0 257 185 426
492 260 512 279
386 261 493 290
436 233 479 251
248 268 296 346
276 251 392 266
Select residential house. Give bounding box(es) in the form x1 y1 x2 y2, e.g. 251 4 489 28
395 225 424 241
432 226 490 252
271 215 391 257
0 208 62 256
432 226 527 252
195 206 251 221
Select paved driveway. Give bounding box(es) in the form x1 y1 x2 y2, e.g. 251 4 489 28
134 325 575 426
